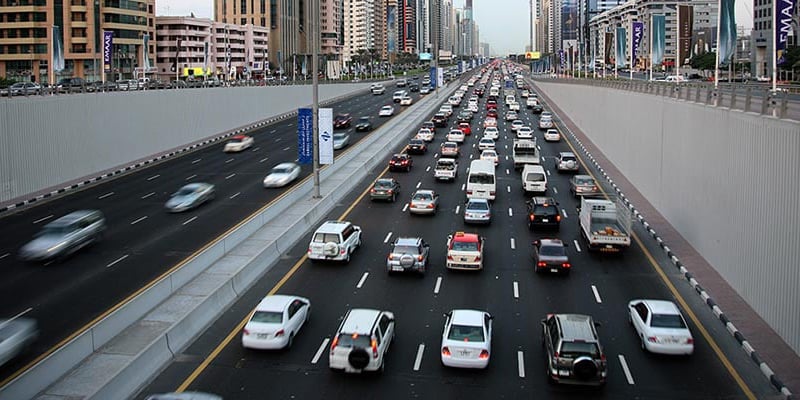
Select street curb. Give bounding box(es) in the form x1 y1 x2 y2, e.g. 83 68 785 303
530 78 793 400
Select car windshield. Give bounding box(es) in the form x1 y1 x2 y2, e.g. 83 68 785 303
333 133 348 140
271 167 292 174
526 173 545 182
482 151 496 157
410 140 423 145
313 233 340 244
539 245 565 257
560 341 600 358
335 115 349 120
250 311 283 324
448 324 485 342
228 138 242 143
651 313 687 329
174 188 196 196
374 180 394 188
451 240 479 252
336 333 371 348
358 117 370 123
576 178 595 185
469 174 494 184
561 156 576 162
39 225 74 237
392 245 420 255
467 201 489 211
413 192 433 201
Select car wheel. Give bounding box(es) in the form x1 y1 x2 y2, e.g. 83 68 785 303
391 193 396 202
640 335 647 351
286 333 294 349
344 250 351 263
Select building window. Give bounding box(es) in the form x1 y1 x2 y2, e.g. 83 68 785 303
241 0 247 14
270 0 277 28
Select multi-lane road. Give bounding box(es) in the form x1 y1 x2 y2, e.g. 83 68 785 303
0 85 423 385
136 68 780 399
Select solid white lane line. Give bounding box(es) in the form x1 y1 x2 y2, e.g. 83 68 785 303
130 216 148 225
573 240 582 252
513 281 520 299
426 166 431 172
282 146 291 151
33 215 54 224
591 285 603 303
191 159 201 164
619 355 635 385
186 174 197 181
251 147 260 152
562 209 568 218
402 203 409 212
259 157 269 163
356 272 369 288
141 192 155 199
182 216 198 225
517 351 526 378
98 192 115 200
225 158 234 164
510 238 516 249
416 181 421 189
455 205 460 215
384 232 393 243
0 253 10 260
229 192 241 199
147 174 160 181
434 277 442 294
225 173 236 180
508 208 513 217
311 338 330 364
553 187 558 194
413 344 426 371
106 254 129 268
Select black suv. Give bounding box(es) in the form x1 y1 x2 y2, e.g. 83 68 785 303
526 197 560 230
432 113 448 128
542 313 607 386
532 103 544 114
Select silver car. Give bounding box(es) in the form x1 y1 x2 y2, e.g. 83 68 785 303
263 162 301 188
0 318 37 367
386 237 430 275
533 238 571 274
570 175 600 197
165 183 215 212
409 189 439 215
464 198 491 224
333 132 350 150
19 210 105 262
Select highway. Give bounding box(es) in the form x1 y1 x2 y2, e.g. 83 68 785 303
136 66 780 399
0 84 423 385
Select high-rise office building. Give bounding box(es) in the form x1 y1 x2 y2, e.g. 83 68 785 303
399 0 417 53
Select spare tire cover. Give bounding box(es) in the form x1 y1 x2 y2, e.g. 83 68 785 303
348 347 371 370
323 242 339 256
573 356 598 380
399 254 416 268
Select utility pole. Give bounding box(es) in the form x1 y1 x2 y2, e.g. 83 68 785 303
312 0 321 198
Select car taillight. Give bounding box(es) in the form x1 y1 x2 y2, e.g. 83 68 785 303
529 215 535 221
647 336 658 343
475 255 481 261
441 347 451 356
686 338 694 345
447 255 454 260
466 190 473 195
370 189 376 193
562 263 571 268
556 215 562 222
537 262 547 267
371 339 379 357
387 189 393 194
340 248 346 255
490 191 495 196
330 336 339 353
388 255 394 260
243 328 250 336
427 203 434 208
275 329 285 337
479 350 490 359
417 255 424 261
307 248 312 254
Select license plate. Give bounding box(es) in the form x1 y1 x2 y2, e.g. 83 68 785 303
542 219 549 222
550 268 558 273
605 245 613 248
257 333 270 339
461 258 468 262
392 266 404 271
558 370 570 377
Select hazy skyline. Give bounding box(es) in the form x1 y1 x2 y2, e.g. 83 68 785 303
159 0 756 56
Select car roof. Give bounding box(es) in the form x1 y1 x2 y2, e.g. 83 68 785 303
560 152 575 157
254 294 299 312
532 196 557 205
539 238 564 247
574 175 594 180
274 162 298 169
467 198 489 205
638 299 681 315
479 137 494 142
450 309 486 326
46 210 101 227
414 189 435 196
340 309 382 333
316 220 352 234
451 232 480 242
554 314 597 342
394 237 422 246
181 183 208 191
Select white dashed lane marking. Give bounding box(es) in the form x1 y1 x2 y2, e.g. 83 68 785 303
591 285 603 303
413 344 426 371
510 238 516 250
186 175 197 181
141 192 155 199
573 240 582 252
106 254 129 268
33 215 53 224
434 276 442 294
182 216 198 226
384 232 393 243
98 192 115 200
230 192 241 199
311 338 330 364
513 281 519 299
130 216 148 225
518 351 526 378
619 355 635 385
147 174 160 181
356 272 369 289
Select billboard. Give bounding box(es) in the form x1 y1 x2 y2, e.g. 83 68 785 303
525 51 541 60
677 5 694 66
419 52 433 61
297 108 313 165
561 0 579 41
387 4 397 53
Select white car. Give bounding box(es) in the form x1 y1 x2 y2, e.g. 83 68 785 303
307 220 362 263
510 120 524 132
447 129 465 143
329 308 395 373
441 309 493 369
544 128 561 142
483 127 499 140
263 162 301 188
379 105 395 117
242 295 310 349
416 128 434 142
467 103 479 113
400 95 413 106
538 117 554 129
516 126 533 139
478 137 495 151
480 149 499 166
223 134 254 152
392 90 407 102
628 299 694 355
508 101 520 111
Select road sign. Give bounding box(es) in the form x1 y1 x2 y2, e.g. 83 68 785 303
298 108 313 165
319 108 334 165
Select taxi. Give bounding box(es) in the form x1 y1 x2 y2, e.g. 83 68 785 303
446 232 485 270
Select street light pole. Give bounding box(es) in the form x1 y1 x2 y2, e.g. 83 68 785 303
311 0 321 198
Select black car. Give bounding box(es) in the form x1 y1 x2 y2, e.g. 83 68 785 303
334 113 352 129
532 104 544 114
407 139 427 155
388 153 413 172
370 178 401 202
432 113 448 128
421 121 435 131
474 88 485 97
526 197 561 230
355 116 373 131
456 111 473 123
56 77 86 93
408 83 420 92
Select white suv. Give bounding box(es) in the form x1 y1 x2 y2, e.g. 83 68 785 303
307 220 362 263
370 83 385 95
329 308 395 373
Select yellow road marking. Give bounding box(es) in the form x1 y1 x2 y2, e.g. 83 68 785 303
176 163 392 392
558 109 756 400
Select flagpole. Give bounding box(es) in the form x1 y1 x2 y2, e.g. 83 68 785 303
649 15 653 81
771 0 777 92
630 24 634 81
614 29 618 79
676 5 681 80
714 0 721 89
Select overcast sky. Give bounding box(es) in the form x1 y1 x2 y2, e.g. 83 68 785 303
158 0 756 56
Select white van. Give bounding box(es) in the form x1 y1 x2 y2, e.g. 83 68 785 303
521 164 547 193
664 75 686 83
466 160 496 200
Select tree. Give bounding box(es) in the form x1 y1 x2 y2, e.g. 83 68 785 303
689 52 717 73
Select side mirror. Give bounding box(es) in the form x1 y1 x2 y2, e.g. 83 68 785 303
594 321 603 328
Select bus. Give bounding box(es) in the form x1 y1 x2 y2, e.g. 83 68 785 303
466 160 496 200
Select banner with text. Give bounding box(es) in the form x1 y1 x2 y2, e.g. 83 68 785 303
631 22 644 67
318 108 334 165
103 31 113 73
652 15 666 65
297 108 313 165
776 0 796 65
677 5 694 66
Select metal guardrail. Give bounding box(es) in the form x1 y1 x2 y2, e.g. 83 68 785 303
532 76 799 121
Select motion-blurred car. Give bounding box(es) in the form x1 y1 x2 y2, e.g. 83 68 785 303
440 309 493 369
333 113 352 129
570 175 600 197
409 189 439 215
407 138 427 154
332 131 351 149
2 82 41 96
242 295 310 349
379 105 395 117
389 153 413 172
370 178 401 202
263 162 301 188
165 183 215 212
544 128 561 142
440 142 460 157
355 116 373 131
19 210 105 262
386 237 430 275
223 134 254 152
463 198 491 224
627 300 694 355
0 318 37 367
145 392 222 400
533 238 571 274
400 95 413 106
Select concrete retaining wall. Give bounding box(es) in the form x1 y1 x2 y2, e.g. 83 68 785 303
534 80 800 355
0 83 372 205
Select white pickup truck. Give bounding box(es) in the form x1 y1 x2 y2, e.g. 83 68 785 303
579 196 632 253
434 158 459 181
512 138 540 169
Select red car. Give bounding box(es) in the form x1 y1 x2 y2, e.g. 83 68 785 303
486 109 498 119
486 100 497 110
458 122 472 136
389 153 413 172
333 113 352 129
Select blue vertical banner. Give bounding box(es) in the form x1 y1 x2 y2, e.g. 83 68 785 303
775 0 794 65
652 15 666 66
631 22 644 67
615 27 627 68
429 66 437 88
718 0 737 64
297 108 313 165
103 31 113 73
